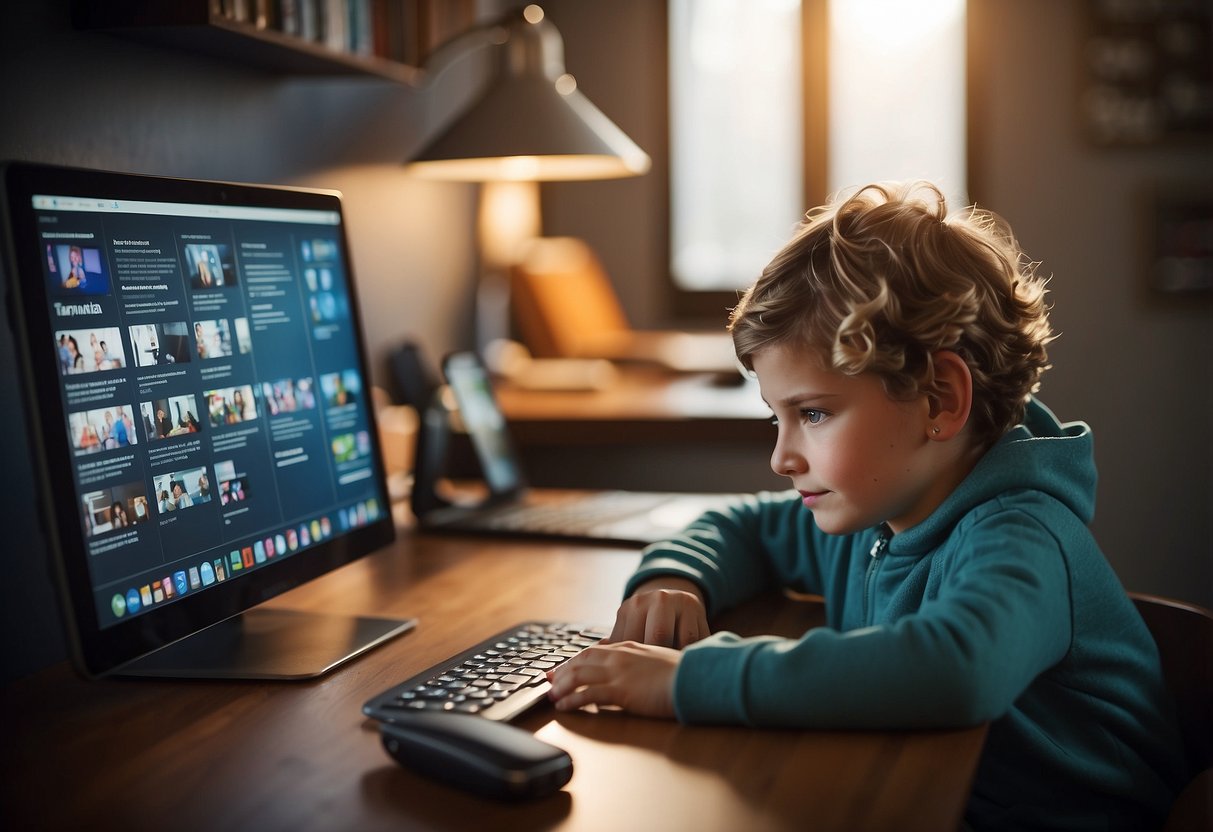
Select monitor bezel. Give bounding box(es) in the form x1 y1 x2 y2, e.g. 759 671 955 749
1 161 395 678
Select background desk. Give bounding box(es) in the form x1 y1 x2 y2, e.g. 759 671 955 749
493 368 787 493
1 522 986 832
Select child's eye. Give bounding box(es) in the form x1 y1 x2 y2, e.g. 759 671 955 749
770 409 827 426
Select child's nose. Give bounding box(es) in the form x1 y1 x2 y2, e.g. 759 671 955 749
770 435 807 478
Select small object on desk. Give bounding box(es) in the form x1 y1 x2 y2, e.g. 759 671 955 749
372 385 418 502
486 338 618 391
379 712 573 801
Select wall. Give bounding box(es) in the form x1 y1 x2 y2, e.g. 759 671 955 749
966 1 1212 609
539 0 670 328
0 1 494 679
540 0 1213 608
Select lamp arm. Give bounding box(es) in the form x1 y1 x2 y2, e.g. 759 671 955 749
412 20 510 87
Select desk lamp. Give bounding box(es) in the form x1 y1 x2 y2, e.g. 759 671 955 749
406 3 651 351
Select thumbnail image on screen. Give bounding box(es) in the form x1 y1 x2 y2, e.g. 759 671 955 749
261 377 316 416
128 322 192 367
153 466 212 513
194 317 251 360
46 243 109 295
319 369 360 408
214 458 251 506
139 394 203 441
183 243 236 290
81 480 151 538
55 327 126 375
205 385 257 427
67 404 138 454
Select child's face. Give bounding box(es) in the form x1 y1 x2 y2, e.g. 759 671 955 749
753 342 940 535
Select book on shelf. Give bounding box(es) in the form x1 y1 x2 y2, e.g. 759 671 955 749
210 0 428 65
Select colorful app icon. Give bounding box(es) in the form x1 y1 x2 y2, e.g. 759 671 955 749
173 571 188 596
214 559 227 581
276 534 286 554
162 577 175 599
230 551 243 572
152 585 164 604
299 524 310 547
241 547 254 568
188 567 201 590
253 540 266 564
367 499 379 520
111 594 127 618
286 529 298 550
264 536 275 558
125 588 141 614
200 561 216 586
310 520 321 541
140 585 153 607
320 517 331 537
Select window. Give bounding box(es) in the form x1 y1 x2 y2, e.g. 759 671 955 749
828 0 967 210
668 0 967 293
668 0 804 292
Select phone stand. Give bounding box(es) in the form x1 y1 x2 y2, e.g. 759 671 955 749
410 388 453 519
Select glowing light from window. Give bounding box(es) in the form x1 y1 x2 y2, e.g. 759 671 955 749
668 0 968 291
669 0 803 291
828 0 967 209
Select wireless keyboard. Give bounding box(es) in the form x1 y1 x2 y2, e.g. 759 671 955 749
363 622 609 723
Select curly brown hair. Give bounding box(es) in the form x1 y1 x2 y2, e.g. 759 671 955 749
729 181 1053 448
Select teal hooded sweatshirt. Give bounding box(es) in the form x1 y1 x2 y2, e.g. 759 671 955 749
626 399 1186 830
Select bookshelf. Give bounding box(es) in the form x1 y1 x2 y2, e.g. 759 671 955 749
70 0 477 85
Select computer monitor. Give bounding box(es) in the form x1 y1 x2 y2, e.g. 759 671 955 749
1 161 414 679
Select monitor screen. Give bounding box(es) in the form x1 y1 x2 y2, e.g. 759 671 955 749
1 162 405 678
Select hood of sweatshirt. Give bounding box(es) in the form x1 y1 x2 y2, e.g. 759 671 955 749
889 398 1096 556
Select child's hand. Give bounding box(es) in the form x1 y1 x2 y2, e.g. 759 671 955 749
608 578 709 648
547 641 681 718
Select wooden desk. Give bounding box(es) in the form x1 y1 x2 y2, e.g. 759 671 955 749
0 525 986 832
493 369 787 493
495 369 773 440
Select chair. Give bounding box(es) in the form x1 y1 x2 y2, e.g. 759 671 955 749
508 237 738 373
1129 592 1213 831
508 236 632 359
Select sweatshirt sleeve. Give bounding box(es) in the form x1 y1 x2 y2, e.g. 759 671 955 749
624 491 828 615
673 507 1074 728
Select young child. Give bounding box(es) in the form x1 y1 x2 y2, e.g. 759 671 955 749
547 182 1186 830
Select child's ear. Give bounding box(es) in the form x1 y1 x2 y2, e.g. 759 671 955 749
926 350 972 440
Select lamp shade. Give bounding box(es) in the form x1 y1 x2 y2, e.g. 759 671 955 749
407 6 651 182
